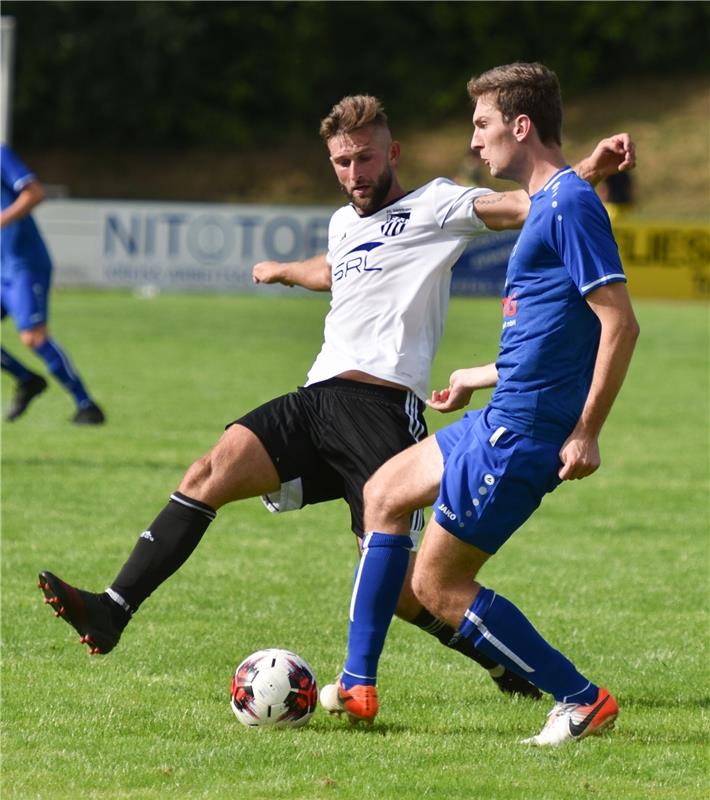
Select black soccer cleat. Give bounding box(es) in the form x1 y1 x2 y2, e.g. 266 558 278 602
38 571 127 655
72 402 106 425
491 668 542 700
5 374 48 421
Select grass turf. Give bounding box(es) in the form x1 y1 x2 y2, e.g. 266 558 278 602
1 290 708 799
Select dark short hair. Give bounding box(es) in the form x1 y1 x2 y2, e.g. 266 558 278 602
319 95 390 142
467 62 562 146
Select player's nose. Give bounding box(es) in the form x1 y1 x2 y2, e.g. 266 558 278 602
347 162 362 183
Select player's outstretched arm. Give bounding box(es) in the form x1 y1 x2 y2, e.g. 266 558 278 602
574 133 636 187
0 180 45 228
473 191 530 231
472 133 636 231
558 282 639 481
427 363 499 413
252 253 332 291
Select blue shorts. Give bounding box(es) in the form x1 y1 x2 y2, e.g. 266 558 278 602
1 262 52 331
433 407 562 553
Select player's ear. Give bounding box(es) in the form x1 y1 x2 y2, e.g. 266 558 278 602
513 115 532 142
389 140 401 166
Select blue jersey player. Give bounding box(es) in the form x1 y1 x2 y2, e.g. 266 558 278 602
322 63 639 746
1 145 104 423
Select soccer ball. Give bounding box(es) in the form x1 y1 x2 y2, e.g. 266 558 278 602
230 648 318 728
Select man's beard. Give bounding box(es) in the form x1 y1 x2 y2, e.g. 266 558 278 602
343 167 393 216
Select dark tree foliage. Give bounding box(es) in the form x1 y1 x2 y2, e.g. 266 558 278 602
4 0 709 148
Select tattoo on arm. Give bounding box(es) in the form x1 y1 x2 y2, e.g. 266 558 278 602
475 193 507 206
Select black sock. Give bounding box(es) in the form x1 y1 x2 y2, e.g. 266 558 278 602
411 607 498 671
99 593 132 631
109 491 216 611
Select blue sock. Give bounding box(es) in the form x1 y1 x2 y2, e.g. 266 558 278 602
1 347 33 382
33 338 91 408
341 532 413 689
458 587 598 704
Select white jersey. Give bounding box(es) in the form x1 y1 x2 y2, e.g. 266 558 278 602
306 178 493 400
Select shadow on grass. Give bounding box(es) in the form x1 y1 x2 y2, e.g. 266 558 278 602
626 693 710 710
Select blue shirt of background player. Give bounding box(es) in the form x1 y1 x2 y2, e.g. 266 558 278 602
1 145 52 280
488 167 627 445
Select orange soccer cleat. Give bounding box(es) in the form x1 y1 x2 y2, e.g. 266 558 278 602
522 686 619 746
320 677 379 724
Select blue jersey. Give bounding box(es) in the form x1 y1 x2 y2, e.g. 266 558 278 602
488 167 626 444
1 145 52 279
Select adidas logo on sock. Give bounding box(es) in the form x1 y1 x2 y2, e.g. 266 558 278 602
140 530 155 542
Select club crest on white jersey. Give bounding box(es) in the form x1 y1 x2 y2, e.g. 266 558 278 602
381 208 411 237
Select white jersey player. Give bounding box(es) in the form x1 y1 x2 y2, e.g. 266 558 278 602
308 178 492 400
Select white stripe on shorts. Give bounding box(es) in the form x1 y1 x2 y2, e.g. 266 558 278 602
406 391 425 441
489 426 507 447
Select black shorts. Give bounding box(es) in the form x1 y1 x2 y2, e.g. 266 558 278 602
231 378 427 536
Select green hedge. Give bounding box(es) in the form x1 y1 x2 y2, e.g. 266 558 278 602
5 0 709 147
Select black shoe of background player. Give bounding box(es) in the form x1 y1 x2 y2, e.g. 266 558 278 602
490 666 542 699
72 401 105 425
5 373 48 421
38 571 129 655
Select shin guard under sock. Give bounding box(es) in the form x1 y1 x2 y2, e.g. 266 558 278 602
457 587 598 703
109 491 216 611
342 532 413 688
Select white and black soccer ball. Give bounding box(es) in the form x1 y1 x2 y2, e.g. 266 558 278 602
230 648 318 728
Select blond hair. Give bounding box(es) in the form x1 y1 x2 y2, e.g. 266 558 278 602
319 95 390 142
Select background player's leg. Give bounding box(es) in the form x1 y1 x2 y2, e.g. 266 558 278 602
24 327 103 423
1 344 33 382
2 300 48 420
1 344 47 421
11 266 103 423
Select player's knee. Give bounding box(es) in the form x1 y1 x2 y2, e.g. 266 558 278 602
362 477 383 516
21 327 47 349
363 475 408 530
179 453 215 499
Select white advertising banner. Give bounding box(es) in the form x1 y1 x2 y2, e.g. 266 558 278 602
35 199 334 292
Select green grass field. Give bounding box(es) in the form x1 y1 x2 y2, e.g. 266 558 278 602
1 290 708 800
